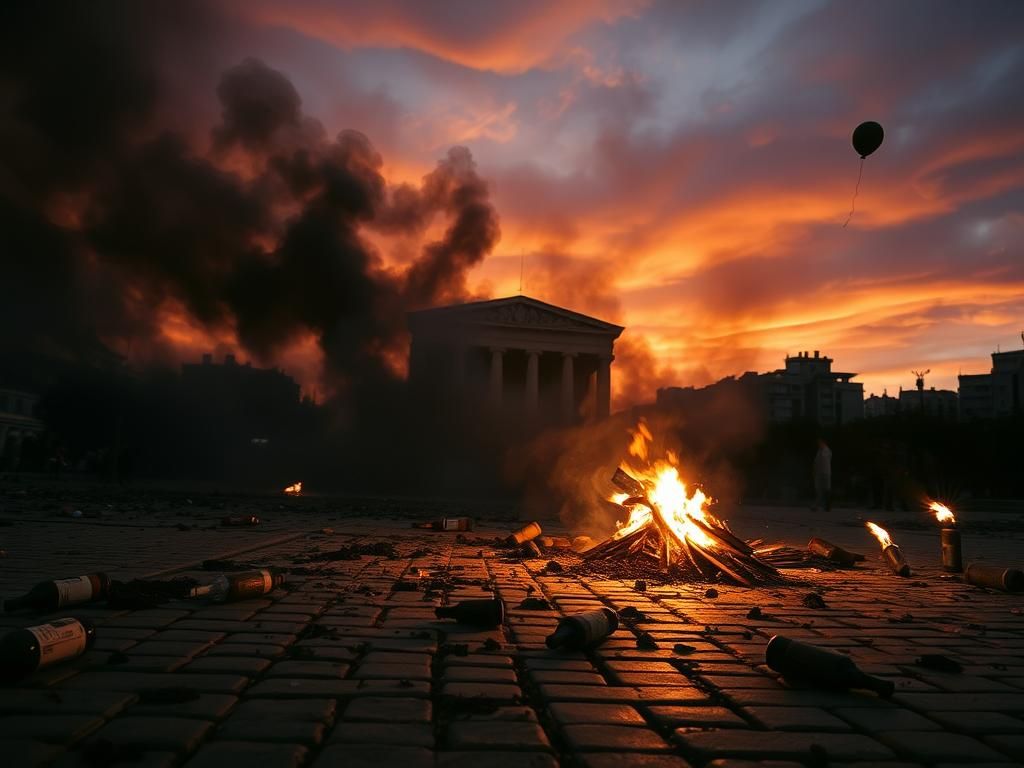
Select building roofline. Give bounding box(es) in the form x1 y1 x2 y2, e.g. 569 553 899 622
407 295 625 335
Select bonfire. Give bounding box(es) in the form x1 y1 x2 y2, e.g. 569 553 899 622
584 422 782 586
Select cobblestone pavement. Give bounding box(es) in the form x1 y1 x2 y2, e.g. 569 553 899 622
1 490 1023 767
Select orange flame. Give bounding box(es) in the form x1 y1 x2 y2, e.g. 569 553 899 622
609 421 716 549
928 501 955 525
865 521 893 548
283 482 303 495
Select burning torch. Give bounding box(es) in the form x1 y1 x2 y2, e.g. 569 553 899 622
866 522 911 577
928 501 961 573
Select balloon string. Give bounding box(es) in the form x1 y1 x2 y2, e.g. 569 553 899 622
842 157 864 228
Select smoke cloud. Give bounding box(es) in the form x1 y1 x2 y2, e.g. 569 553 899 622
0 3 499 407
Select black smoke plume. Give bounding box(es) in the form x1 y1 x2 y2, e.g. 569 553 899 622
0 2 500 488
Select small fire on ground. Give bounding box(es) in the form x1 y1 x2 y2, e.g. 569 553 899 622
283 482 303 496
584 421 782 586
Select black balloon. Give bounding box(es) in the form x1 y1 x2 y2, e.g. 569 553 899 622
852 121 884 158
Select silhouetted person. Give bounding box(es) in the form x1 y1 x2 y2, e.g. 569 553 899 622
812 438 832 512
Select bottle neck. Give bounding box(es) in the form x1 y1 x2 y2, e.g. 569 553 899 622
545 623 576 649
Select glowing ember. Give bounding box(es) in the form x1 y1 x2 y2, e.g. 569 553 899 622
865 521 893 548
928 501 955 525
283 482 303 495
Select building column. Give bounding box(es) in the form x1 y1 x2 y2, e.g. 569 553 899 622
489 348 504 407
596 354 613 418
561 353 576 422
525 351 539 418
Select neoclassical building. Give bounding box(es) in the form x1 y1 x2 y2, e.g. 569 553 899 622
408 296 624 427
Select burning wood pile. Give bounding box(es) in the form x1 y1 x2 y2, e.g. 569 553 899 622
583 423 782 586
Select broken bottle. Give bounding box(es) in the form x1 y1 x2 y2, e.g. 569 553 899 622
765 635 894 698
546 608 619 650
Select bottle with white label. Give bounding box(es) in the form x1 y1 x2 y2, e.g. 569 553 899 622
0 617 96 682
190 570 284 602
3 573 111 613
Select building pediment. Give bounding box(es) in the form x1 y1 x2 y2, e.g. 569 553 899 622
409 296 623 337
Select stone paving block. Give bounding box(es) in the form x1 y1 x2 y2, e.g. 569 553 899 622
645 706 748 729
132 693 238 721
0 741 65 767
244 679 358 698
352 662 432 680
328 722 434 747
62 671 250 694
444 666 519 683
441 682 523 702
548 702 646 725
0 714 105 744
832 707 941 732
183 656 273 676
743 706 853 731
85 716 213 755
0 689 137 717
342 696 432 723
204 643 286 658
102 653 189 673
230 698 336 722
982 734 1024 760
443 653 515 668
562 725 671 752
53 748 178 768
313 744 434 768
265 660 349 678
927 711 1024 734
215 718 325 745
183 741 308 768
674 730 896 762
436 753 558 768
446 721 550 750
579 756 692 768
894 692 1024 711
529 670 605 685
876 731 1008 762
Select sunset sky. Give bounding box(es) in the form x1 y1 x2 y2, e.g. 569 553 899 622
7 1 1022 406
225 0 1024 399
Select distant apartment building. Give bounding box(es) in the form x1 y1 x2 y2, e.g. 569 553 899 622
765 351 864 425
657 351 864 426
0 387 44 467
898 387 959 419
958 347 1024 420
864 391 899 418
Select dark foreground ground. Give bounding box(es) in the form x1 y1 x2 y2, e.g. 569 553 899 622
1 482 1023 767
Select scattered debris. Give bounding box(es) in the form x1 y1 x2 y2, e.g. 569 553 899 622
673 643 696 655
543 560 564 573
518 597 552 610
618 606 646 622
636 631 659 649
633 579 647 592
704 588 719 598
801 593 828 610
746 607 763 620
